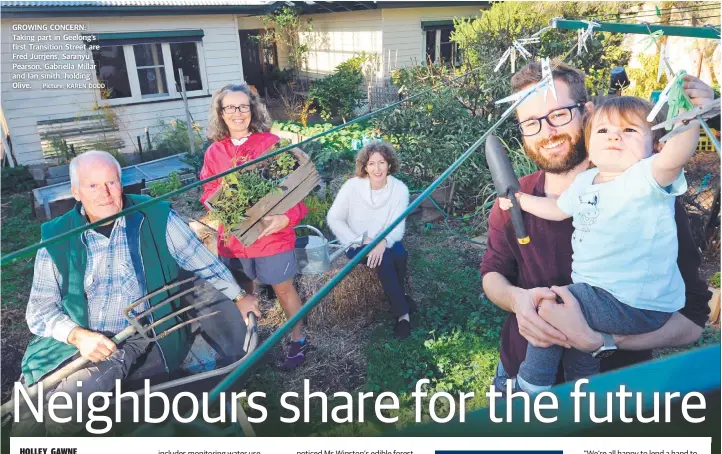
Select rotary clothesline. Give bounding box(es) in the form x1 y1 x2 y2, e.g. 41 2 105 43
201 17 722 410
0 15 718 420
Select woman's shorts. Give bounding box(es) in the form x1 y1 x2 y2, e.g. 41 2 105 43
221 250 297 285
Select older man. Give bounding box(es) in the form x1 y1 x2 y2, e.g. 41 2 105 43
15 150 260 434
480 62 713 390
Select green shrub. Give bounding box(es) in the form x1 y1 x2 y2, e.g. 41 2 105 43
274 120 378 179
1 165 36 196
147 119 208 162
148 171 183 197
709 272 720 288
625 53 668 100
301 191 333 235
309 56 366 122
180 149 206 179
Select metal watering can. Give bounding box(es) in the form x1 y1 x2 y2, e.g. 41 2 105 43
294 225 366 275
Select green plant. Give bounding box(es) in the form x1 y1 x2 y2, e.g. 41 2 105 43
273 120 378 179
148 119 207 162
207 149 299 241
302 191 333 234
624 53 668 100
181 148 206 179
47 139 76 164
309 56 367 122
258 6 312 77
709 272 720 288
1 165 36 196
208 171 280 241
148 171 183 197
268 151 296 179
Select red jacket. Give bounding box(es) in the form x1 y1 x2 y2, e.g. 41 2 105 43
199 132 307 259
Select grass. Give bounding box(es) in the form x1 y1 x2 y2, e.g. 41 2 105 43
234 228 505 436
361 229 503 428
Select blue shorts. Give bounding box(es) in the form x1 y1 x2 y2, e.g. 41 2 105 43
221 250 297 286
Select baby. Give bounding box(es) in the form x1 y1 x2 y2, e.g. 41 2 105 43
500 93 702 394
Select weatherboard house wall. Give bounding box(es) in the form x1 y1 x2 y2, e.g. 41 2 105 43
1 13 245 166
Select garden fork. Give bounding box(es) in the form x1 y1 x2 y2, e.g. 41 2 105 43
1 277 219 417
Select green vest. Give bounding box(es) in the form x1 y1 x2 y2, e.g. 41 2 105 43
20 194 190 386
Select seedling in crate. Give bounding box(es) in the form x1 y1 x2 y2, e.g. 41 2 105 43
205 144 321 247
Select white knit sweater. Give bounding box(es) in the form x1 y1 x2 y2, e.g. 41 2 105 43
327 176 410 247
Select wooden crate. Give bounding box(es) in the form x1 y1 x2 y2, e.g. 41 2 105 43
205 147 321 247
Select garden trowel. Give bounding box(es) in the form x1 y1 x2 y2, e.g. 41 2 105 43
485 134 529 245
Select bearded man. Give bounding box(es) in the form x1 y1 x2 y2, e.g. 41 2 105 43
480 62 712 390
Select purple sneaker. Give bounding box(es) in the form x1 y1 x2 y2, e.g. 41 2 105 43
283 339 308 370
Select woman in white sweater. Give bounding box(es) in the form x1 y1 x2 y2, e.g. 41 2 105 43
327 141 414 339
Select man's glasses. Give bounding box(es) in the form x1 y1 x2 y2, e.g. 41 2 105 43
222 104 251 114
517 103 584 136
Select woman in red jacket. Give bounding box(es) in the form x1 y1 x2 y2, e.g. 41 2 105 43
200 84 308 369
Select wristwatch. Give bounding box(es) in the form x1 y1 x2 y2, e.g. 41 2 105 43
591 332 617 358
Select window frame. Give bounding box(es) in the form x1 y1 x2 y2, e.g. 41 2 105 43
422 23 462 67
94 40 209 106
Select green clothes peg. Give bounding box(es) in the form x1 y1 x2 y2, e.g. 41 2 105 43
641 30 664 52
665 70 695 131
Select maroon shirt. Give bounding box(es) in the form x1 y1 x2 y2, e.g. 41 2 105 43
479 170 711 378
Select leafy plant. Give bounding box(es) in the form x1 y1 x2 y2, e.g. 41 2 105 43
624 53 668 100
273 120 379 179
148 119 208 162
1 165 36 196
258 6 312 77
268 151 296 179
710 272 720 289
181 148 206 179
309 56 367 122
302 191 333 235
207 150 299 241
48 139 77 164
148 171 183 197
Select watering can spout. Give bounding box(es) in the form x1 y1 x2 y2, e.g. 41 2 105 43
329 232 367 262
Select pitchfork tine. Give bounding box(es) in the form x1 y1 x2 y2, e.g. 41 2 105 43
129 285 201 320
146 298 215 331
153 312 221 340
123 276 196 314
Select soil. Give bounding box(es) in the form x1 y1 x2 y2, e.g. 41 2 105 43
683 152 720 285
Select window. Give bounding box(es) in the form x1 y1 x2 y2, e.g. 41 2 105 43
133 43 169 97
170 42 203 92
90 31 207 104
422 21 461 66
92 45 131 99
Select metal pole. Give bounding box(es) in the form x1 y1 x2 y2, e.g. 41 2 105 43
145 127 152 151
178 68 196 155
553 18 720 39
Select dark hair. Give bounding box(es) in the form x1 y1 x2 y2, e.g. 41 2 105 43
355 141 401 178
207 84 272 141
584 96 667 152
511 60 589 106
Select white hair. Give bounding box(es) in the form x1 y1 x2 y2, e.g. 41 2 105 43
69 150 122 187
